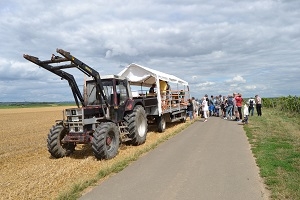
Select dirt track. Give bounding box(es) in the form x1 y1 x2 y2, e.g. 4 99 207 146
0 107 186 200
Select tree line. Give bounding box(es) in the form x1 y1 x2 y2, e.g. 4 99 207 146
262 95 300 113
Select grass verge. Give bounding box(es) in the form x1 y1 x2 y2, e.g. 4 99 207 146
244 108 300 200
56 120 193 200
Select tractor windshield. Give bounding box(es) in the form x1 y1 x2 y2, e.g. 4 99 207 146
85 80 113 105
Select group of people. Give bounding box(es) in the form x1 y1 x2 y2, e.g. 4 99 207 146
149 82 263 125
187 93 262 124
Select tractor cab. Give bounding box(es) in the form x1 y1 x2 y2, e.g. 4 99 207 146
85 75 132 107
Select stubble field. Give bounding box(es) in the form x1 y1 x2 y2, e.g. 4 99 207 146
0 107 189 200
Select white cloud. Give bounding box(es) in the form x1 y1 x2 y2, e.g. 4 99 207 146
0 0 300 101
245 85 257 90
211 51 225 58
196 81 215 88
226 75 246 84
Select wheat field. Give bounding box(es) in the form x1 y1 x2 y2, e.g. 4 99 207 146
0 107 190 200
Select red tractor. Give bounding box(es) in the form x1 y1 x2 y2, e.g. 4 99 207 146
24 49 151 160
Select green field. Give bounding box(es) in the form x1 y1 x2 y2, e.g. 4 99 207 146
244 107 300 200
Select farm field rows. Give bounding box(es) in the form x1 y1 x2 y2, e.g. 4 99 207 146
0 107 188 199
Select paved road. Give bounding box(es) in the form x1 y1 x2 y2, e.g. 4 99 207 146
80 117 269 200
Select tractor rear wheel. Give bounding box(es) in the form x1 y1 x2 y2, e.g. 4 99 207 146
47 124 75 158
125 105 148 145
92 122 119 160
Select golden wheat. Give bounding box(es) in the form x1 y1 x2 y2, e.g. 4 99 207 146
0 107 190 200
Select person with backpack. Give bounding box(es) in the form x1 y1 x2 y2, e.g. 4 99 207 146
247 97 255 116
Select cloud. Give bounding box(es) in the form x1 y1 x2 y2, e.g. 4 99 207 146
211 51 225 58
196 81 215 87
245 85 257 90
0 0 300 102
226 75 247 84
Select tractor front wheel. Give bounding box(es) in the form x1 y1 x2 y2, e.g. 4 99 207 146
47 124 75 158
92 122 120 160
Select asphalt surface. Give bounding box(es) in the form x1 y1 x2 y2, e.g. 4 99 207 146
79 117 269 200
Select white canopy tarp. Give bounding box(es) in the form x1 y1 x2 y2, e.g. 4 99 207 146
118 63 188 87
118 63 189 115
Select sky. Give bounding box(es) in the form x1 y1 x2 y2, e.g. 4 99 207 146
0 0 300 102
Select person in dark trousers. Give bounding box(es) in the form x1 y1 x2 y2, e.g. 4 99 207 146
234 93 243 120
247 97 255 116
224 94 234 119
255 94 262 116
187 99 194 120
209 95 214 116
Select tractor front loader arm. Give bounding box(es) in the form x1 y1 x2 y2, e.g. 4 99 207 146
23 54 85 108
56 49 109 108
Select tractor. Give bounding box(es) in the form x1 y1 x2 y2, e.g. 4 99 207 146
23 49 149 160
